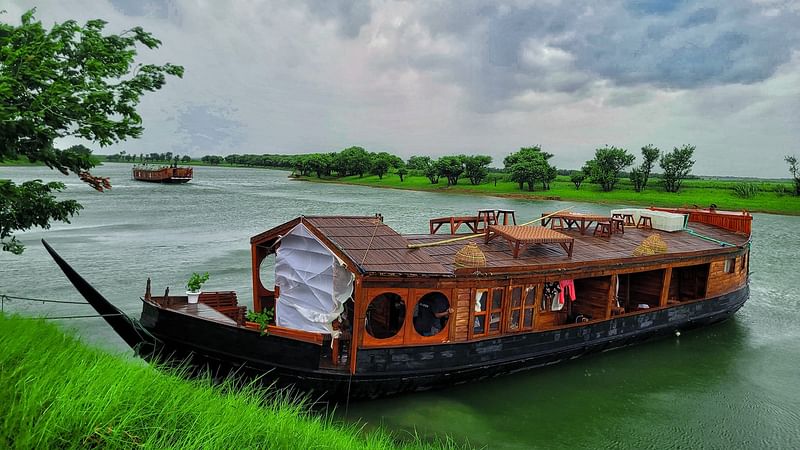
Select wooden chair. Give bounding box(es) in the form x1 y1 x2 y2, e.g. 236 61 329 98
637 215 653 229
496 209 517 225
593 221 612 238
611 217 625 234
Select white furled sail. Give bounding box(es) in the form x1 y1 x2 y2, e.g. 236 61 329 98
274 223 354 334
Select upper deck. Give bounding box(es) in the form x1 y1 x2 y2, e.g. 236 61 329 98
405 221 749 275
266 210 752 278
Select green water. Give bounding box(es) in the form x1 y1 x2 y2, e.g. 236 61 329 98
2 164 798 448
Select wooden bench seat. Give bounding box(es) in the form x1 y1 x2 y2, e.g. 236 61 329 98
486 225 575 258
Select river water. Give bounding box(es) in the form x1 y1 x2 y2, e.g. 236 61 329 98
2 164 798 448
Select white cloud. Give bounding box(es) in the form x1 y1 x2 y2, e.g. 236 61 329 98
5 0 800 177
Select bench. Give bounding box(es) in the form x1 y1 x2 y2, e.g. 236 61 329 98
486 225 574 258
429 216 481 234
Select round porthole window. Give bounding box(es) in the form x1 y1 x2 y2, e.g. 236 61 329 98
413 292 450 337
259 253 276 291
365 293 406 339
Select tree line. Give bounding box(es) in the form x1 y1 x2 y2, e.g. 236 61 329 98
196 144 699 194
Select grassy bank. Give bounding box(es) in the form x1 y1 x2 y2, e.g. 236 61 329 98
0 314 455 449
298 173 800 215
0 156 44 166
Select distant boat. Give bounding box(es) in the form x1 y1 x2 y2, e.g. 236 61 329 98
44 206 751 399
132 164 193 183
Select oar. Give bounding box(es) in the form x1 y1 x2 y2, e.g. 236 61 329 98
407 206 575 249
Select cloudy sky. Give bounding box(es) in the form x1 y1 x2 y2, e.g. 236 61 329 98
7 0 800 177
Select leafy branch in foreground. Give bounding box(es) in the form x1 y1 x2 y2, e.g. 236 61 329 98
0 8 183 253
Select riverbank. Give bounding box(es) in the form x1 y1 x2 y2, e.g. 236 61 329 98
0 314 455 449
296 173 800 215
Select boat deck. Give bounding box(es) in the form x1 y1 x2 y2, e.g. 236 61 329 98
406 222 749 273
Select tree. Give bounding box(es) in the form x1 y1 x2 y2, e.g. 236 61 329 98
629 167 645 192
396 166 407 182
504 146 556 191
181 155 192 163
437 156 465 186
370 154 391 179
785 155 800 196
0 9 183 254
334 146 370 177
639 144 660 191
463 155 492 185
570 171 585 189
660 145 695 193
406 155 431 171
585 146 635 192
423 161 440 184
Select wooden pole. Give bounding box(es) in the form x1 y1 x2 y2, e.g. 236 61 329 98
407 206 575 249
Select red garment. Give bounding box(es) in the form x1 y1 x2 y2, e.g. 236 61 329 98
559 279 576 306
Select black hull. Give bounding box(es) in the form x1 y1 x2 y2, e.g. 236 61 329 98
138 286 748 399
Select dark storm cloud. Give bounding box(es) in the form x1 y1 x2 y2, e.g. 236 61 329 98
401 0 800 105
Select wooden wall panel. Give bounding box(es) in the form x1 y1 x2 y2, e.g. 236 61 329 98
706 256 748 297
454 288 471 341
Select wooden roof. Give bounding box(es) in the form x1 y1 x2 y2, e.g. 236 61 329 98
302 216 451 276
253 216 750 277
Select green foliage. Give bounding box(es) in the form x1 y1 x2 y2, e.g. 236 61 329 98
0 314 457 449
246 308 275 335
585 146 635 192
660 145 696 193
462 155 492 185
187 272 210 292
201 155 224 165
396 166 408 182
732 182 759 199
0 180 82 254
0 9 183 254
629 167 645 192
370 152 401 180
570 171 585 190
639 144 660 191
406 155 432 171
424 161 440 184
786 155 800 196
436 156 465 186
504 146 557 191
334 146 371 177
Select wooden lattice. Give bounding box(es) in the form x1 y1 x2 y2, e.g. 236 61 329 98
454 242 486 268
632 233 668 256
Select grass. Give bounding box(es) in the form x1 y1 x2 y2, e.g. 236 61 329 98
0 156 44 166
298 173 800 215
0 313 459 449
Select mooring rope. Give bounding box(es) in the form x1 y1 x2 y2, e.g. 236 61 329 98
683 227 736 247
0 294 88 305
13 313 125 320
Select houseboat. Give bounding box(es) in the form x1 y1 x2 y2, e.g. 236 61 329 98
132 164 193 183
44 207 752 399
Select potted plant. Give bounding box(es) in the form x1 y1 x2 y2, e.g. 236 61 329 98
186 272 209 304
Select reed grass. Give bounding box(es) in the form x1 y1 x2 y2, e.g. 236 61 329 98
0 314 459 449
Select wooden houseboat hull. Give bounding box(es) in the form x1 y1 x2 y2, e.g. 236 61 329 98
132 167 193 183
135 285 747 399
43 206 753 400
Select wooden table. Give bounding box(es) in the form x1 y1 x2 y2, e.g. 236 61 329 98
429 216 481 234
486 225 574 258
541 212 611 235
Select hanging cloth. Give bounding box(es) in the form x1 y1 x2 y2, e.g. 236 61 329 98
558 279 576 308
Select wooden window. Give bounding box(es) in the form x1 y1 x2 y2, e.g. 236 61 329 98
488 288 504 334
472 289 489 337
724 258 736 273
508 286 523 332
522 285 537 330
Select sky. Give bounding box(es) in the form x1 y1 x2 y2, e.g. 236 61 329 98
6 0 800 177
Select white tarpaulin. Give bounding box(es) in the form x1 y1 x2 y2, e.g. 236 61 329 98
274 223 354 334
